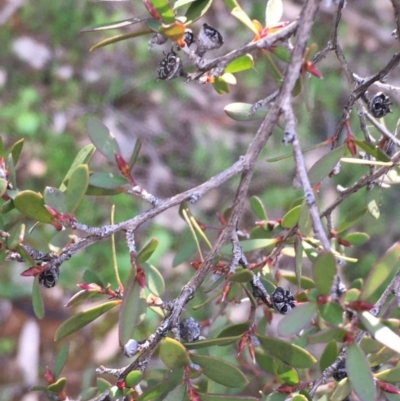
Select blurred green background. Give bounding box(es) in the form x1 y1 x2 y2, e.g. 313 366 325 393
0 0 399 399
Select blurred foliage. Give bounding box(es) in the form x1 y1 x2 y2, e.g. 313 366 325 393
1 0 400 400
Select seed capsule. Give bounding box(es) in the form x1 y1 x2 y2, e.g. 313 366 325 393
196 24 223 57
39 267 60 288
179 317 200 342
333 359 347 381
157 50 185 80
368 92 392 118
271 287 296 314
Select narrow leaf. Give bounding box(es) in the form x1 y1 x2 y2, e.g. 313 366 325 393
190 354 248 388
60 144 95 191
250 196 267 220
265 0 283 28
361 243 400 301
89 172 128 189
44 187 68 214
185 0 213 24
32 277 44 319
81 17 148 33
66 165 89 214
54 301 119 341
10 138 24 166
308 146 346 185
54 343 69 378
312 251 336 295
319 340 338 372
278 302 316 336
281 205 301 228
86 117 120 162
198 393 258 401
183 336 240 349
337 207 368 233
90 28 153 52
225 55 254 74
346 343 375 401
137 238 159 263
359 312 400 354
257 335 317 368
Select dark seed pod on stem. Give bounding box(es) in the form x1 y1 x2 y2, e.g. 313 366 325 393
39 267 60 288
157 49 185 80
195 23 223 57
271 287 296 314
368 92 392 118
333 359 347 381
179 317 200 342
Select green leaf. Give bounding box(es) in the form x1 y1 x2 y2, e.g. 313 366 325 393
183 336 240 349
32 277 44 319
307 327 346 344
150 0 175 24
173 237 196 266
224 102 267 121
272 46 291 62
125 370 143 388
97 378 112 393
265 0 283 28
47 377 67 394
66 165 89 214
294 238 303 288
222 238 278 254
139 369 183 401
217 322 249 338
278 302 316 336
228 268 253 283
7 223 25 249
264 393 286 401
369 346 396 367
212 76 231 95
54 301 119 341
308 146 346 185
83 269 105 287
318 302 343 325
0 178 7 198
81 17 148 33
44 187 68 214
54 343 69 378
281 205 301 228
341 232 370 246
190 354 248 388
85 185 122 196
137 238 159 263
330 378 351 401
7 154 16 189
160 337 190 368
199 393 258 401
361 243 400 301
229 4 259 35
185 0 212 24
14 190 53 223
86 117 120 162
163 383 187 401
353 139 389 162
60 144 95 191
89 172 128 189
119 270 145 346
250 196 267 220
277 362 299 385
290 396 308 401
225 55 254 74
359 312 400 354
281 272 315 290
312 251 336 295
90 28 153 52
79 387 98 401
298 199 312 236
129 138 142 171
10 138 24 166
319 340 338 372
375 367 400 383
143 263 165 296
258 335 316 368
337 207 368 233
346 343 375 401
174 0 196 8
